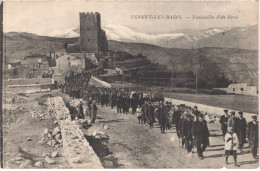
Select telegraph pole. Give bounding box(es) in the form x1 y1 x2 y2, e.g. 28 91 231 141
171 70 173 104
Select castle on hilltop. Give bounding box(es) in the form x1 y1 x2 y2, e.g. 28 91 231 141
79 12 108 54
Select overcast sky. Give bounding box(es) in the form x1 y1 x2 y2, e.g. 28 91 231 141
3 1 257 35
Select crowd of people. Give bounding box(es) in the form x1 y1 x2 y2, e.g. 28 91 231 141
60 71 258 167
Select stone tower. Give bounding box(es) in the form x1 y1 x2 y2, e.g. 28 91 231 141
79 12 107 54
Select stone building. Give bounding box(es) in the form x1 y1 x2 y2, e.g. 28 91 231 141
215 83 258 96
79 12 108 54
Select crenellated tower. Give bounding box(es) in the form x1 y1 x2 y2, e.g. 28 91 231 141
79 12 107 54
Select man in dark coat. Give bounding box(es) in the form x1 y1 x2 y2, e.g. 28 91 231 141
182 113 193 156
235 111 247 151
247 115 258 159
147 102 155 128
141 101 148 124
159 102 167 134
192 114 210 160
220 109 229 141
174 106 182 138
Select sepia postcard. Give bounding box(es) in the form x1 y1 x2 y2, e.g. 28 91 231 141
1 0 258 169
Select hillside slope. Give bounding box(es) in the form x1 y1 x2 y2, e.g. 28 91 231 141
4 32 258 85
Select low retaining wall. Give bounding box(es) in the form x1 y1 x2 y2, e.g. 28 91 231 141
164 97 256 122
47 97 103 168
91 77 111 88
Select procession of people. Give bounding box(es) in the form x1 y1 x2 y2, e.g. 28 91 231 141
61 71 258 167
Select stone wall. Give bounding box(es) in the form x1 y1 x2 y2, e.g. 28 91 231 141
47 96 103 168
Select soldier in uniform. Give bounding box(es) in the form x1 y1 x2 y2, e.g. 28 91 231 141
220 109 229 141
235 111 247 151
192 114 210 160
247 115 258 159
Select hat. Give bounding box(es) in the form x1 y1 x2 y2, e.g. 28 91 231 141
251 115 257 119
230 111 235 115
194 106 198 109
238 111 243 115
224 109 228 113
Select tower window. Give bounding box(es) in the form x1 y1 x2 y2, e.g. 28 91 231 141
87 28 90 31
88 39 90 42
68 62 71 66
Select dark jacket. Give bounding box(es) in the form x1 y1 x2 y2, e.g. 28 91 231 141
220 115 229 131
247 121 258 147
192 120 210 146
181 118 193 139
235 117 247 143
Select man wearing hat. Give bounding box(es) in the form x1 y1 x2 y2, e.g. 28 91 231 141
193 106 201 120
247 115 258 159
228 111 236 131
225 127 239 167
192 114 210 160
235 111 247 151
220 109 229 141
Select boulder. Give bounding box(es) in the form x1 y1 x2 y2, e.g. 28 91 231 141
51 151 58 158
27 137 32 141
34 161 43 168
45 156 55 164
52 126 61 136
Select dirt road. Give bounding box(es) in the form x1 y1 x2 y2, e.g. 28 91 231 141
82 104 259 169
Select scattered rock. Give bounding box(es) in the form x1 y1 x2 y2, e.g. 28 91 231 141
92 131 97 136
19 159 32 168
42 153 48 158
45 156 55 164
55 133 62 140
103 125 108 130
51 151 58 158
104 160 114 168
44 128 49 134
54 144 60 148
47 133 52 139
52 126 61 136
34 161 43 168
27 137 32 141
47 141 52 146
13 157 24 161
104 154 114 160
51 140 57 146
53 120 58 125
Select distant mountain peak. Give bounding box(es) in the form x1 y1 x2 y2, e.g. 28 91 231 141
41 24 257 50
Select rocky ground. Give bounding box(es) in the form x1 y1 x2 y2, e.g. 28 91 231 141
2 89 259 169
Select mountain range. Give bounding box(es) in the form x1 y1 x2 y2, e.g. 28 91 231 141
44 24 257 50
